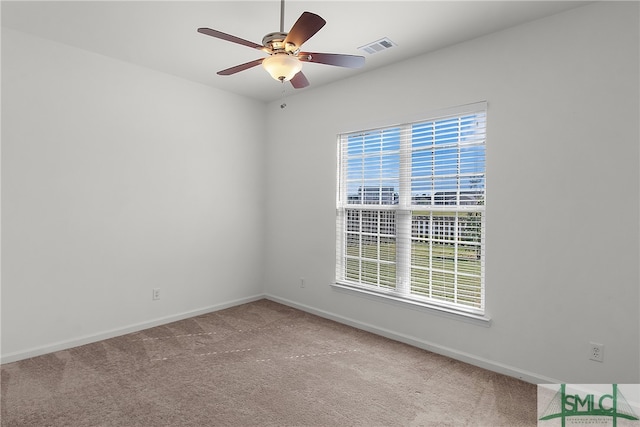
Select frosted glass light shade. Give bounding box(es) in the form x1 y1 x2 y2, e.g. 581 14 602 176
262 54 302 82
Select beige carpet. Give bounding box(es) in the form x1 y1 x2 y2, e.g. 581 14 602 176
1 299 536 426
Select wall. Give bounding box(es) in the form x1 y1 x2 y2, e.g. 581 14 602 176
1 28 266 362
264 2 639 383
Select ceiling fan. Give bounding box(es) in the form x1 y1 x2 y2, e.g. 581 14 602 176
197 0 365 89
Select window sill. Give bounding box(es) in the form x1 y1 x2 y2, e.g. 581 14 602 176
331 282 492 327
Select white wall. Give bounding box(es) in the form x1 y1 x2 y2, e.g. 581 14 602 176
1 28 266 362
264 2 639 383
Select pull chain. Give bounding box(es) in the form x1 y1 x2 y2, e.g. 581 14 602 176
280 80 287 109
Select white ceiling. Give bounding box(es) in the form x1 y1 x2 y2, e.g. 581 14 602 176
2 1 591 103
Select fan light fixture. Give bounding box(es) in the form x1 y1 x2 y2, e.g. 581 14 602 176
262 53 302 82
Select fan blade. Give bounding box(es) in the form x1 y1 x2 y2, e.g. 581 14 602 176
217 58 264 76
198 28 264 50
290 71 310 89
298 52 365 68
284 12 326 48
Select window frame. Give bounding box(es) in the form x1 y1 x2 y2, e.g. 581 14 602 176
334 102 489 322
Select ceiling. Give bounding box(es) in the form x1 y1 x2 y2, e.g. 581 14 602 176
2 1 591 103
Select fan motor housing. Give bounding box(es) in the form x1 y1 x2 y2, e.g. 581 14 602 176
262 32 297 53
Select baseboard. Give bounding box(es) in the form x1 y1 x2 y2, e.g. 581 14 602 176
1 294 266 364
265 293 562 385
3 292 563 385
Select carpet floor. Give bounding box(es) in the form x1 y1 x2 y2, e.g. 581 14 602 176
1 299 536 426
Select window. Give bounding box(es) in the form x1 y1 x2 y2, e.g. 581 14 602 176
335 102 486 316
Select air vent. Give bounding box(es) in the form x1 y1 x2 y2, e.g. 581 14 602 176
358 37 397 55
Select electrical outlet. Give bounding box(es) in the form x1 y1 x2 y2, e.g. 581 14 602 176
589 342 604 362
152 288 161 300
300 278 305 288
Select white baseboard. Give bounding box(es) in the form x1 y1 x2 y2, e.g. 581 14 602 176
3 292 563 385
265 293 562 385
1 294 266 364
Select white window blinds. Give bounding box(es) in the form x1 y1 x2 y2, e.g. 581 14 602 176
336 102 486 314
